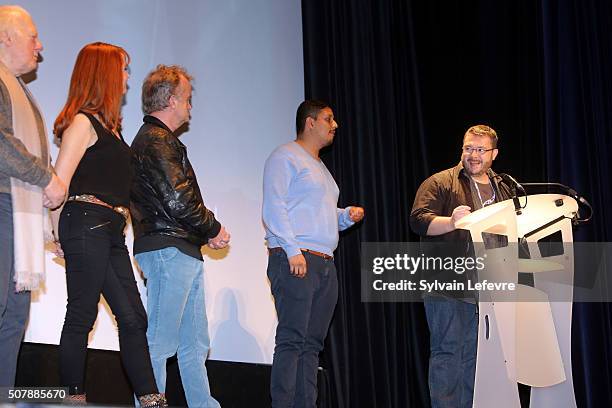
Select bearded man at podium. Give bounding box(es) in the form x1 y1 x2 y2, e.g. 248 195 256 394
410 125 513 408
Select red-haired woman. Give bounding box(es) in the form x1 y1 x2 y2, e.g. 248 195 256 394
52 42 166 407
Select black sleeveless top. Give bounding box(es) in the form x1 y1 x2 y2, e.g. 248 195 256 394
68 112 133 207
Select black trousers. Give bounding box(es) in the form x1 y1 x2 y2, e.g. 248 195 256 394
58 202 157 396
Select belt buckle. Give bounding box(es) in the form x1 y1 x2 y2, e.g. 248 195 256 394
113 206 130 221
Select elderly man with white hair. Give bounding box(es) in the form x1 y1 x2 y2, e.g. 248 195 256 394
0 5 66 386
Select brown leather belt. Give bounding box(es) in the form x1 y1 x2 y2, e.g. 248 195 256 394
67 194 130 220
268 247 333 260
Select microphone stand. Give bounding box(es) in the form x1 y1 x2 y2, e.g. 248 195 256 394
518 182 593 225
493 174 527 215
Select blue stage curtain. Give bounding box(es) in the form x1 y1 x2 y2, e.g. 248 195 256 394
302 0 612 406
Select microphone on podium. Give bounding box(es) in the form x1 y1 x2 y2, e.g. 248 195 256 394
510 180 593 224
492 174 592 223
493 173 526 214
496 173 524 193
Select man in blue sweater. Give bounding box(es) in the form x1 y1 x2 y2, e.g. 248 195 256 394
263 100 364 408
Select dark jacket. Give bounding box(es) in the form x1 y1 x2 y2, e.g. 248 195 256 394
410 163 514 301
130 116 221 247
410 162 513 242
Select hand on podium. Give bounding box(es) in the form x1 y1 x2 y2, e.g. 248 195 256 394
451 205 471 228
426 205 471 236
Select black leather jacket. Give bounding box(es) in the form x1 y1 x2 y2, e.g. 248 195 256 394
130 116 221 246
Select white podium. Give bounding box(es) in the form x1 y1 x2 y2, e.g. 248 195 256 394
455 194 579 408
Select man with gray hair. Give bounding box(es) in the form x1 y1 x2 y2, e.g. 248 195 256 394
131 64 229 407
0 5 66 386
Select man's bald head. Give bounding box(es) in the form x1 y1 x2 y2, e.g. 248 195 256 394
0 5 42 76
0 6 29 26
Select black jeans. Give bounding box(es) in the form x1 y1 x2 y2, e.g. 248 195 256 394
267 250 338 408
58 202 157 396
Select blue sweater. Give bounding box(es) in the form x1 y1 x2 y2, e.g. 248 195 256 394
263 141 354 257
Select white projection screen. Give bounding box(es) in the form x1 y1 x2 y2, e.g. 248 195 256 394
15 0 304 364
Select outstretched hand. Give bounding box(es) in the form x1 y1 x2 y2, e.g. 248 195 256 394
349 206 365 222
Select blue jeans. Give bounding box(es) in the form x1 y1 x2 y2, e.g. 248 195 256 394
135 247 220 408
0 193 30 387
267 250 338 408
424 295 478 408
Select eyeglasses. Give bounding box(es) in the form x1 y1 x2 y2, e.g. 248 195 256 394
462 146 496 155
